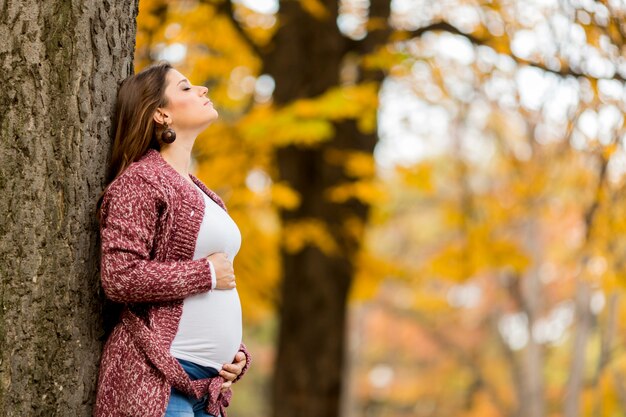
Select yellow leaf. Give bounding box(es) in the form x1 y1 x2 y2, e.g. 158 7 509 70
270 182 301 210
282 218 339 256
299 0 331 20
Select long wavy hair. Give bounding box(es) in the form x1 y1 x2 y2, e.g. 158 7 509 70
96 61 172 219
96 62 173 335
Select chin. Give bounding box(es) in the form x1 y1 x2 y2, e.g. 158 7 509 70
202 112 218 127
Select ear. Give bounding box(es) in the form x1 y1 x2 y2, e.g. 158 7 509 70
153 109 169 126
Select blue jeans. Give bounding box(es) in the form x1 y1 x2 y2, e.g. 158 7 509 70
164 359 221 417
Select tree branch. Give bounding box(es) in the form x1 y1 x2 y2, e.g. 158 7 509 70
396 20 626 83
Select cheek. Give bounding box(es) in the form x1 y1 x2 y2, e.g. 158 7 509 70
170 95 194 111
169 95 202 125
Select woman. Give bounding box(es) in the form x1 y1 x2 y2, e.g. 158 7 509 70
94 62 251 417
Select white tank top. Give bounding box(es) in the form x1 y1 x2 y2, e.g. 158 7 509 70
170 182 243 370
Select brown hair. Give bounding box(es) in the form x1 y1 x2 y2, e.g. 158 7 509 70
96 61 173 218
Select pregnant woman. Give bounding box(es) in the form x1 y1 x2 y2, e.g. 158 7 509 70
94 62 251 417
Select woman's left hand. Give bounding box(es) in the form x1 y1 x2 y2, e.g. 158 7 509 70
220 351 246 392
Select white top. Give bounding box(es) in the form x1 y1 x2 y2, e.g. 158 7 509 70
170 182 243 370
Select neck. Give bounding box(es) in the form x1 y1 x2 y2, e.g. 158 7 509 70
159 134 196 181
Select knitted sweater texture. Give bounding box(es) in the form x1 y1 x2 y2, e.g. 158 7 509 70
94 149 250 417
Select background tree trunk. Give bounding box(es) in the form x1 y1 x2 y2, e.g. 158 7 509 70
0 1 137 415
265 1 389 416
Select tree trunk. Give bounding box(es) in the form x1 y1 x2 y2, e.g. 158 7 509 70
522 266 546 417
0 1 137 415
520 214 546 417
264 1 386 416
564 277 592 417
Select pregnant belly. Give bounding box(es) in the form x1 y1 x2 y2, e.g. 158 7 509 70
170 288 243 369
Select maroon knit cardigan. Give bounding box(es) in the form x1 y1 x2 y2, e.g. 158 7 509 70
94 149 251 417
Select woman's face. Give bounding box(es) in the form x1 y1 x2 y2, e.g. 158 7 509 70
158 69 218 134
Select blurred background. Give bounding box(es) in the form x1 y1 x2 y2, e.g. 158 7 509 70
135 1 626 416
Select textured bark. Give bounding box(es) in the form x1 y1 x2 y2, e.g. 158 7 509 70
262 1 389 416
0 1 137 415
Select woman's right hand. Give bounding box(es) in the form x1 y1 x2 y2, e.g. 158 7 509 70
207 252 236 290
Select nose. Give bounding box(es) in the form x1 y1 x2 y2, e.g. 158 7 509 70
200 86 208 96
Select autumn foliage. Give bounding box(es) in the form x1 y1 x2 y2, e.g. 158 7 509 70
136 1 626 416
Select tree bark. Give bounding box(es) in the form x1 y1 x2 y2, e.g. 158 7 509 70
0 1 137 415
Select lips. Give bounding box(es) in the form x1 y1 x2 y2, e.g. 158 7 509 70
204 101 212 106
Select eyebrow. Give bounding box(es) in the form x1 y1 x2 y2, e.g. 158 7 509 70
177 79 190 85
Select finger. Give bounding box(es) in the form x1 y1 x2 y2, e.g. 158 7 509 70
220 369 237 381
221 365 238 374
221 381 232 389
221 365 240 374
223 365 243 377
